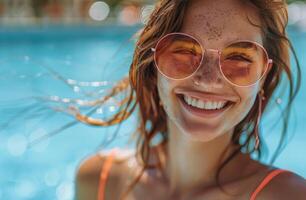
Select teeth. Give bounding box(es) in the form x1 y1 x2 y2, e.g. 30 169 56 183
183 95 228 110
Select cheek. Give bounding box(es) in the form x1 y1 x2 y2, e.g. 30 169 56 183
157 73 179 120
232 87 259 122
157 73 168 103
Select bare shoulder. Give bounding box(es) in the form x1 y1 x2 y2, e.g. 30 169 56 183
75 148 137 200
259 170 306 200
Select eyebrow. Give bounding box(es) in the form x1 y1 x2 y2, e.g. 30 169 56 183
184 32 257 48
171 40 202 53
177 32 260 51
227 42 257 49
174 36 199 44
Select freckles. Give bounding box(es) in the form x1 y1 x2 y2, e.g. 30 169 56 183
191 8 242 41
193 14 224 41
206 22 223 41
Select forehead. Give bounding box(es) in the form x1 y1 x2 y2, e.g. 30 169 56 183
180 0 263 47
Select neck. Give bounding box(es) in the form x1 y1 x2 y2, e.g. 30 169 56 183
156 121 251 196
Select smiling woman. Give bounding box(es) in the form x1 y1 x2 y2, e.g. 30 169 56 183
75 0 306 200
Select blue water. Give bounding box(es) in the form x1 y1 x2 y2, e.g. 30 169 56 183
0 25 305 200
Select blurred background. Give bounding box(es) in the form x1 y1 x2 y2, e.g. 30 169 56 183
0 0 153 25
0 0 305 200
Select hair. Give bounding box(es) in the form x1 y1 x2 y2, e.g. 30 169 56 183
73 0 301 199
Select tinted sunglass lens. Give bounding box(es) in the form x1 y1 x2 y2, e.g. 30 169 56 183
154 33 202 79
220 41 269 86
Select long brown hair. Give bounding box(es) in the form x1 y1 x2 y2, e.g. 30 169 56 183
74 0 301 198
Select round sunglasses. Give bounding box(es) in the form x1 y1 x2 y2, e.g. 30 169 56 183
151 32 273 87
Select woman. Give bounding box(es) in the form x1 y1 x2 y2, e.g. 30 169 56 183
75 0 306 199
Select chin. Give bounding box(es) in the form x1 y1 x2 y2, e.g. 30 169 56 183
178 122 226 142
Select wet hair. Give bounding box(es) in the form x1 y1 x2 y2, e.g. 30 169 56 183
74 0 301 198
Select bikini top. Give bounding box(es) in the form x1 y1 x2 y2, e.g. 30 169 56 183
97 149 290 200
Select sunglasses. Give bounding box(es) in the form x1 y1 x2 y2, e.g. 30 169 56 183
151 32 273 87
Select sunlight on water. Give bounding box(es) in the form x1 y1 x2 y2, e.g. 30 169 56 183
56 181 74 200
44 169 60 187
29 128 50 152
14 180 37 199
7 134 28 156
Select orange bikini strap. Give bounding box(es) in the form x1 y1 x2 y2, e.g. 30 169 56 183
250 169 290 200
97 148 118 200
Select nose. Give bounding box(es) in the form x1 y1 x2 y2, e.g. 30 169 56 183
191 49 224 88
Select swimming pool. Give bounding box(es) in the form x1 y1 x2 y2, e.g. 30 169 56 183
0 25 305 200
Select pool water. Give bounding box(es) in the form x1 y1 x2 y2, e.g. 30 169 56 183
0 25 305 200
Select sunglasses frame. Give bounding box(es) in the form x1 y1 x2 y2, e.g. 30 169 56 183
151 32 273 87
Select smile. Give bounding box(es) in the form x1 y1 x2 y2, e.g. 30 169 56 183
183 95 228 110
177 94 235 118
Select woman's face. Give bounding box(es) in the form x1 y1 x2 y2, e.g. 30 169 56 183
157 0 267 141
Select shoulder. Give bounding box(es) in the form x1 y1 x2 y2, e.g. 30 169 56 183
259 169 306 200
75 148 137 200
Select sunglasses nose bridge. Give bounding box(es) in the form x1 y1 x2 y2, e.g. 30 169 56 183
202 48 222 66
205 48 221 56
206 48 220 52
